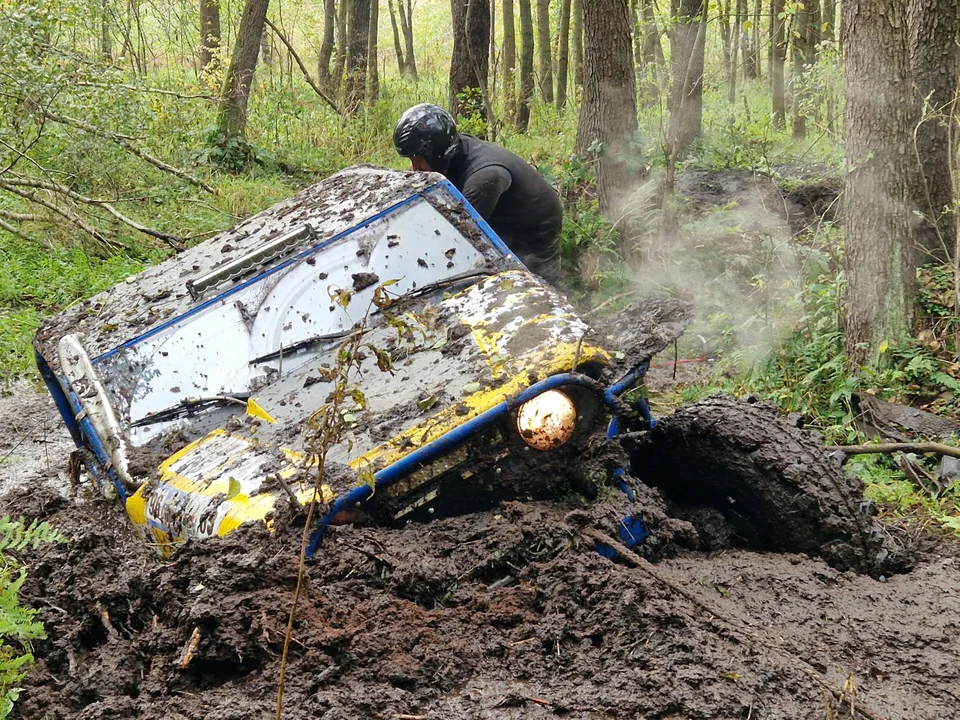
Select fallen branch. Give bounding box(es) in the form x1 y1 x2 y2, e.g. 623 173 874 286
41 109 217 195
581 528 889 720
826 442 960 461
74 80 219 101
1 176 185 250
0 209 42 222
0 217 35 242
177 626 203 669
1 183 120 251
588 291 638 315
265 18 343 117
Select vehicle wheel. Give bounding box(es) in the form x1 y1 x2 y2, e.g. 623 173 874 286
626 394 902 575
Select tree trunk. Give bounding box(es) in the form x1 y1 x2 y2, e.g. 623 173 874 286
823 0 838 132
572 0 583 88
503 0 517 124
770 0 785 127
536 0 553 102
517 0 535 131
345 0 370 113
450 0 491 129
668 0 707 158
260 26 272 66
556 0 571 110
489 0 497 96
399 0 418 80
791 0 820 139
319 0 336 86
739 0 753 81
388 0 406 74
719 0 735 103
216 0 270 144
575 0 638 217
333 0 350 89
631 0 643 67
907 0 960 262
823 0 836 40
791 1 808 138
843 0 913 369
199 0 221 72
367 0 380 104
639 0 664 105
100 0 113 60
751 0 761 79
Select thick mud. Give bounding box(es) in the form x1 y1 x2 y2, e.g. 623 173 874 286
3 388 960 720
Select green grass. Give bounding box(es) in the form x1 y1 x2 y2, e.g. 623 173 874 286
0 237 146 375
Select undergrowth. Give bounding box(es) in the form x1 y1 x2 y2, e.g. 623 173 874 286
0 517 63 717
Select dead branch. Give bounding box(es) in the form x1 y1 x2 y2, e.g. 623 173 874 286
176 626 203 669
1 183 120 251
826 442 960 461
74 80 219 101
581 528 889 720
0 209 42 222
264 18 344 117
41 109 217 195
0 217 35 242
1 177 185 250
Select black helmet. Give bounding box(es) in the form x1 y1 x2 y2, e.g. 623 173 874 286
394 104 461 168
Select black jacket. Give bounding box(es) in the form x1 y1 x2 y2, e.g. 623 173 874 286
445 135 562 280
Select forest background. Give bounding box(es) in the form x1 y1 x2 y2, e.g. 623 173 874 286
2 0 960 533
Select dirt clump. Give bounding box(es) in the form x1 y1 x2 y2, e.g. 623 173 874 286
629 394 910 576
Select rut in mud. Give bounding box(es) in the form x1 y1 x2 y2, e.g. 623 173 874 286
4 388 959 720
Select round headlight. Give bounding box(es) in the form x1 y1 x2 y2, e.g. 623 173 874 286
516 390 577 450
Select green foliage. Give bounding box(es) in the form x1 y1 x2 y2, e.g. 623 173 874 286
0 235 146 376
0 517 64 716
452 87 488 138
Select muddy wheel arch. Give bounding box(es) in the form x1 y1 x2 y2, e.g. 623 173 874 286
627 394 906 575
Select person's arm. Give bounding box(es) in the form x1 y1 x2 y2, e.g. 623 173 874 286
460 165 512 219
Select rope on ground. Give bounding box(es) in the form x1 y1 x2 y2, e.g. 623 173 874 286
580 528 889 720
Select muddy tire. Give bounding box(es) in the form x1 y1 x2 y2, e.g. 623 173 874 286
628 394 895 574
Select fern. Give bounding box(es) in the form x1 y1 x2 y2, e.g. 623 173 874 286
0 518 64 719
0 517 64 553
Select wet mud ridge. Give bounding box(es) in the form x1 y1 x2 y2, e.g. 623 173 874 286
3 390 960 719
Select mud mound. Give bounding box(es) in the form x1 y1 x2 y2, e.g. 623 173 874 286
3 387 957 719
9 470 960 720
628 395 908 575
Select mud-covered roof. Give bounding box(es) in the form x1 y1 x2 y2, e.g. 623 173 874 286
34 166 443 369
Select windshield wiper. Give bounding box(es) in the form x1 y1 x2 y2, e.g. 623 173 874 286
249 329 357 366
130 394 250 428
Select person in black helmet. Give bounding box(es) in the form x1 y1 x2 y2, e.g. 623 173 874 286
394 103 563 284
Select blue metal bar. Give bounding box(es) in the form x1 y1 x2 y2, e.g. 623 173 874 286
604 358 651 402
35 351 83 447
437 179 520 262
62 388 128 501
307 372 617 556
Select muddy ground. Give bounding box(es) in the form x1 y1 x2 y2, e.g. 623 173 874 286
2 383 959 720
